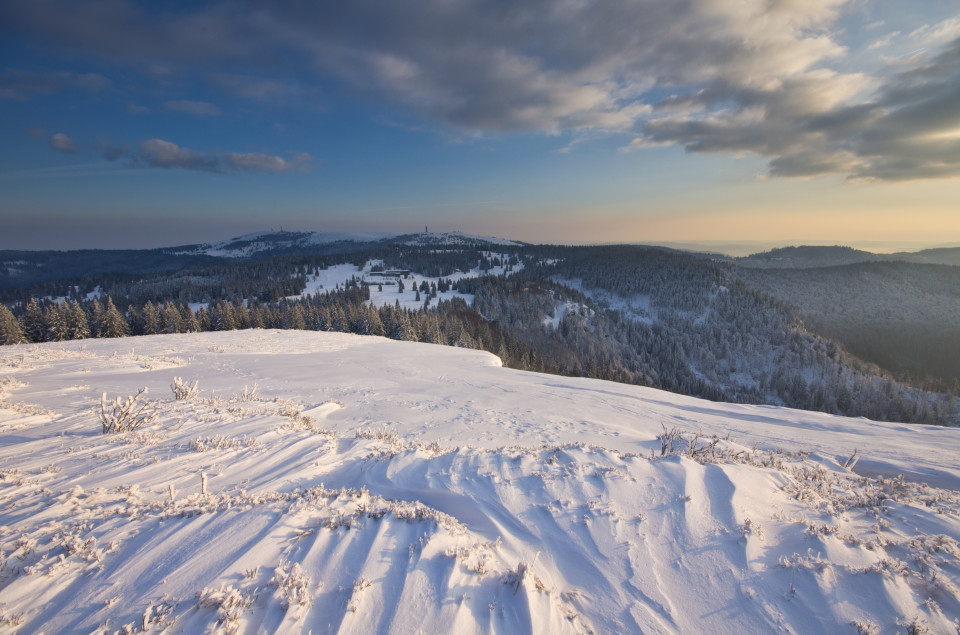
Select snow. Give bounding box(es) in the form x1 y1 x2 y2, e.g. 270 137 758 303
400 231 522 247
555 277 654 324
294 255 522 311
1 331 959 634
176 230 520 259
181 231 398 258
542 300 590 330
303 231 398 246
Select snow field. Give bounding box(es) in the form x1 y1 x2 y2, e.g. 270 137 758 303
294 253 520 311
0 331 959 633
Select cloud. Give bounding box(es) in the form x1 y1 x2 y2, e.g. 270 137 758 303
3 0 960 180
844 37 960 181
139 138 220 171
164 100 221 116
629 32 960 181
0 69 112 100
867 31 900 51
98 141 131 162
48 132 76 154
223 151 312 173
127 103 151 114
210 73 301 102
9 0 844 133
910 17 960 46
100 138 312 174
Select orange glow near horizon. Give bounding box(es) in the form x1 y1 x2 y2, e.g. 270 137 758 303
463 175 960 248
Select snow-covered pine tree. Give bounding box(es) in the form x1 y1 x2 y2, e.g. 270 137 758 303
283 303 306 330
160 303 182 334
22 299 45 343
67 300 90 340
44 301 70 341
367 305 385 337
180 304 200 332
97 297 129 338
141 301 159 335
0 304 27 345
391 311 416 341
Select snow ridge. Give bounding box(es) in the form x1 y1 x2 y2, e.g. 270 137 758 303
1 331 958 633
179 230 521 258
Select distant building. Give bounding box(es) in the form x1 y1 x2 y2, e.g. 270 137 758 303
367 270 410 278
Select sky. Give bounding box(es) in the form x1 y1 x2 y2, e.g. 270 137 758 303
1 0 958 251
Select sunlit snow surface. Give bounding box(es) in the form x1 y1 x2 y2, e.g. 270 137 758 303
1 331 958 633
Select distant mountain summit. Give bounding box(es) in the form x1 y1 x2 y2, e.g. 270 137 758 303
737 245 881 269
185 230 398 258
390 230 523 247
182 230 522 258
737 245 960 269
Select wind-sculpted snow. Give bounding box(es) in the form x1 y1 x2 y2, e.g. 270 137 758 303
0 331 959 633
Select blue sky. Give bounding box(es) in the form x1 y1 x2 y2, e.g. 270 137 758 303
1 0 958 250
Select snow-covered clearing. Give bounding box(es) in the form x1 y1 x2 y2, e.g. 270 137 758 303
185 231 399 258
1 331 958 634
554 277 654 325
400 232 521 247
542 300 592 331
295 255 520 311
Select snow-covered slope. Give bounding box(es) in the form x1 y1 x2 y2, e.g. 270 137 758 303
184 231 398 258
179 230 522 258
293 255 522 310
1 332 958 633
393 231 523 247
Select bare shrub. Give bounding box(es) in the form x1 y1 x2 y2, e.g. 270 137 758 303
236 384 259 402
657 424 683 456
99 388 158 433
270 560 313 609
170 376 199 400
196 585 254 633
657 424 725 462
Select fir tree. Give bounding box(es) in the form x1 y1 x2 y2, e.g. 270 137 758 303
180 304 200 332
0 304 27 345
391 311 416 341
367 306 385 337
283 303 307 330
211 301 238 331
160 303 182 334
89 298 103 338
67 300 90 340
97 297 129 338
45 301 70 342
22 299 46 343
141 301 159 335
247 303 265 329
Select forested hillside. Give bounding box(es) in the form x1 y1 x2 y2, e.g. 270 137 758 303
517 247 956 424
1 239 956 425
735 262 960 389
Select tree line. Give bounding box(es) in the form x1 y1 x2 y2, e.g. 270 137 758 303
0 286 553 376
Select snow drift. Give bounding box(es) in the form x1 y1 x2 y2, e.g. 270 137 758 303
0 331 958 633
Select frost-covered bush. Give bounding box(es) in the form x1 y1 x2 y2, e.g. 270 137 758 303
236 383 259 402
270 560 313 609
170 376 199 400
99 387 157 433
196 585 253 632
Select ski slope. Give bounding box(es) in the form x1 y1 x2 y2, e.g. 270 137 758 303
1 331 958 633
